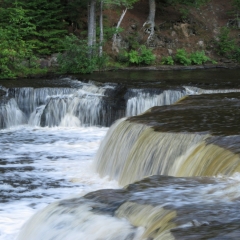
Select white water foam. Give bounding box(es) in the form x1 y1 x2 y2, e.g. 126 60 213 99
126 89 186 116
0 125 118 240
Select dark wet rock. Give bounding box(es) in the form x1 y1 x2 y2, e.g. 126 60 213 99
128 92 240 136
68 175 240 239
0 89 6 97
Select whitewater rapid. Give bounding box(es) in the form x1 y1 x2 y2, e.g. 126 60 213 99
0 125 118 240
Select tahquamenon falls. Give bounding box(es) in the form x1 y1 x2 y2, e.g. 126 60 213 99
1 69 240 240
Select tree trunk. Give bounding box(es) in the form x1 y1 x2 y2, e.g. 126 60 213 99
112 8 127 52
99 0 103 56
144 0 156 44
93 4 96 46
88 0 96 54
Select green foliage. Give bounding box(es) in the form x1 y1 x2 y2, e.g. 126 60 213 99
63 0 88 23
0 0 67 56
190 51 211 64
161 56 174 65
95 52 109 71
105 0 138 8
232 47 240 62
179 8 190 19
123 46 156 65
103 27 124 41
57 35 108 74
175 49 192 66
19 0 67 55
0 5 42 79
125 50 140 64
140 46 156 65
215 26 240 63
216 27 235 57
173 49 213 65
233 0 240 11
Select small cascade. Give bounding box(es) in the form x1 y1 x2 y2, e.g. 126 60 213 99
40 89 104 127
0 98 26 129
169 140 240 177
126 89 186 116
94 91 240 185
8 87 76 117
18 175 240 240
2 79 240 130
184 86 240 95
28 105 45 126
95 119 208 185
94 119 149 180
1 81 125 129
18 199 144 240
115 202 176 239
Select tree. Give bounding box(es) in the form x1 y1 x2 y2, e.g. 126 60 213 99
87 0 138 55
19 0 67 55
144 0 156 45
99 0 104 56
0 2 40 78
88 0 97 52
105 0 139 52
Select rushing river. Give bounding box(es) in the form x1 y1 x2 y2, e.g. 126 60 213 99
0 126 121 239
1 69 240 239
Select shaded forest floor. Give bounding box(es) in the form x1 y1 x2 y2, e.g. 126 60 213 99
77 0 239 66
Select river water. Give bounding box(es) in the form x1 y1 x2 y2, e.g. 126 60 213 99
1 69 240 239
0 126 121 239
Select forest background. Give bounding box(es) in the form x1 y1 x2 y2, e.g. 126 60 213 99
1 0 240 79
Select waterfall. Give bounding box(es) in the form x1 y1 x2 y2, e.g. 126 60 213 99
94 119 149 180
125 87 240 117
3 77 240 130
184 86 240 95
0 81 125 129
39 89 104 127
8 87 76 117
18 199 144 240
18 173 240 240
115 202 176 239
126 89 186 116
95 118 240 186
169 139 240 177
0 98 26 129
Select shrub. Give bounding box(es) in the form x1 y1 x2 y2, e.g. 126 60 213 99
175 49 192 66
232 47 240 62
95 52 109 71
216 27 235 57
190 51 210 64
161 56 174 65
57 35 108 74
125 50 140 64
139 45 156 65
123 45 156 66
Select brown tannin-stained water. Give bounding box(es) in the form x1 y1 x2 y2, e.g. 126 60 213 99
1 69 240 240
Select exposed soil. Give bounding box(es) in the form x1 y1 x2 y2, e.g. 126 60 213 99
101 0 239 63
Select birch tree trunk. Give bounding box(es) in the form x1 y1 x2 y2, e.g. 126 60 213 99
112 8 127 52
144 0 156 44
99 0 103 56
88 0 96 56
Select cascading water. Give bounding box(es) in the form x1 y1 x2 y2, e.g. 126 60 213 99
0 98 26 129
95 92 240 185
126 89 186 116
1 73 240 240
1 81 125 129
